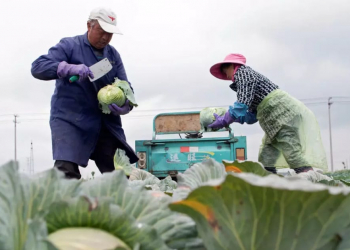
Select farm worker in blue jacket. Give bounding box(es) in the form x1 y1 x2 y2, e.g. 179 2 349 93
31 7 138 179
208 54 328 174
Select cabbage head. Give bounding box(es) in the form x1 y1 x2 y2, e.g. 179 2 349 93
97 85 126 114
97 78 138 114
200 107 227 132
48 228 131 250
114 78 138 107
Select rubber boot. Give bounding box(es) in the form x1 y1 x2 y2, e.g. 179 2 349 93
294 166 313 174
54 160 81 179
264 167 277 174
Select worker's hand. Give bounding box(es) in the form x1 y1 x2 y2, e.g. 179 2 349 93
208 111 237 129
207 113 225 129
57 61 94 82
109 99 131 116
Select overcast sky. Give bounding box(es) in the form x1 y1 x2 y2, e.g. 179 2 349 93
0 0 349 178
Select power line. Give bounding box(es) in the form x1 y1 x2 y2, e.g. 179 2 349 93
10 102 337 122
299 96 350 102
299 97 327 101
333 96 350 99
0 101 333 118
14 119 48 122
18 112 49 116
1 96 349 118
0 99 349 124
3 96 348 118
304 103 327 106
303 102 327 106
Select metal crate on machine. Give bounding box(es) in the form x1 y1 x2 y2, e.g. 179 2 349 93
135 111 247 178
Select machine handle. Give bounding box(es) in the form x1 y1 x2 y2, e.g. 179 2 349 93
216 138 238 144
216 141 229 144
143 141 166 146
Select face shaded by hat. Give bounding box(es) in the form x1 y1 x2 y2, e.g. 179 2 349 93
210 54 246 81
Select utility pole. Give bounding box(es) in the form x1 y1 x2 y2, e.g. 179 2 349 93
26 157 30 174
30 141 34 175
13 114 19 161
328 97 334 172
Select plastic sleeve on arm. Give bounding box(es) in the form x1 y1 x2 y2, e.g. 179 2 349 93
31 38 72 81
228 102 249 124
244 112 258 124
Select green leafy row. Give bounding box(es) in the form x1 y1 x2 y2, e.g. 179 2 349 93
325 169 350 183
170 159 350 250
2 152 350 250
0 160 200 250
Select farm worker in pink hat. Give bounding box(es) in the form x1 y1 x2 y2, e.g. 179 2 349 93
207 53 328 174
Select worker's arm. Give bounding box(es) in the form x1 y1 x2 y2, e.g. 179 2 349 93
228 69 258 124
31 38 72 81
109 48 135 113
244 110 258 124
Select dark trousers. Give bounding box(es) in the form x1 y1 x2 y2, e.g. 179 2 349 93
54 125 126 179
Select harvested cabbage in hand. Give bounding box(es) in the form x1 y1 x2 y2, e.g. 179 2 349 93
200 107 227 132
97 78 138 114
97 84 126 114
114 79 138 107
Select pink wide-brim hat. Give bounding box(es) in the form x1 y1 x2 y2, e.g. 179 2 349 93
210 53 247 80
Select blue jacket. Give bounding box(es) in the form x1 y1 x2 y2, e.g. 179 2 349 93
31 32 138 167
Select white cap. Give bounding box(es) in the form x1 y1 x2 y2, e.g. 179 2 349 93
89 7 122 34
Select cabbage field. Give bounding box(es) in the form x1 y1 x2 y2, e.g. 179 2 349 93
1 150 350 250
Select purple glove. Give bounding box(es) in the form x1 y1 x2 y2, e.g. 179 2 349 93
57 61 94 82
208 111 238 129
109 99 131 116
